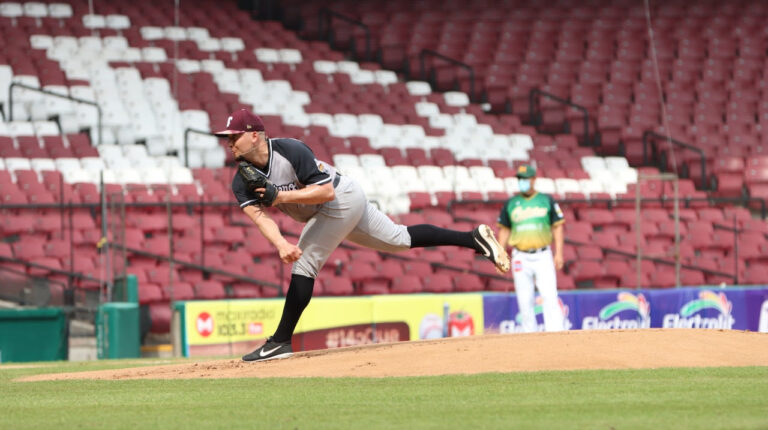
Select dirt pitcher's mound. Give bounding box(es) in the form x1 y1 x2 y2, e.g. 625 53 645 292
20 329 768 381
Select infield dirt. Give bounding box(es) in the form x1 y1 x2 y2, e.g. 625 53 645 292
19 329 768 381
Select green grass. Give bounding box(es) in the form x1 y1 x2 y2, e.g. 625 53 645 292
2 361 767 429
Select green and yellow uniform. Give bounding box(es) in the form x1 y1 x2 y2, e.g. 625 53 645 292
497 192 565 251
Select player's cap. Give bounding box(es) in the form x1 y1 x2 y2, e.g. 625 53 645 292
516 164 536 178
214 109 265 136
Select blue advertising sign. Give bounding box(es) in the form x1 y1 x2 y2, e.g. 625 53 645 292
482 287 768 333
576 291 651 330
649 288 743 330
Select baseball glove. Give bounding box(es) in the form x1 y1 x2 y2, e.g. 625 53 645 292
237 161 278 206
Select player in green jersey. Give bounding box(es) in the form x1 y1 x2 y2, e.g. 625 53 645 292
496 164 566 332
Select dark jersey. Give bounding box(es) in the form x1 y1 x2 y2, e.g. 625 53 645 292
232 138 339 222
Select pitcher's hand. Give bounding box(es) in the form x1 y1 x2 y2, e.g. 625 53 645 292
277 241 302 264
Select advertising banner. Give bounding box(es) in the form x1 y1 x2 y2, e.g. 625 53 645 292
649 288 742 330
176 287 768 357
483 293 575 333
576 291 652 330
745 289 768 332
483 287 766 332
180 294 484 357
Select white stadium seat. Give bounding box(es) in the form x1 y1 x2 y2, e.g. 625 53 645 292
55 158 81 171
79 157 106 171
62 168 92 184
444 92 470 107
336 61 359 74
406 81 432 96
581 156 607 172
555 178 581 196
279 49 302 64
140 26 165 41
164 26 187 41
5 158 32 172
358 154 386 168
82 14 106 29
197 38 222 52
0 3 23 18
221 37 245 53
23 2 48 17
313 61 337 74
534 177 556 194
350 70 375 85
186 27 209 41
6 122 36 137
255 48 279 63
48 3 73 19
374 70 398 86
579 179 605 196
105 15 131 30
30 34 53 50
504 177 519 194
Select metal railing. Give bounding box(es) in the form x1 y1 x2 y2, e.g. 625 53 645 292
8 82 103 146
184 127 216 168
642 131 708 190
318 8 372 61
529 88 591 146
109 244 283 296
419 49 476 101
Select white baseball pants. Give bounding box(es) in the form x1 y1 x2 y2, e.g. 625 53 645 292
512 247 564 332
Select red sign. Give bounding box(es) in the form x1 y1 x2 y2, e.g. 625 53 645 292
196 312 214 337
448 311 475 337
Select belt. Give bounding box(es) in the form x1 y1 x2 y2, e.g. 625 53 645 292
333 174 342 188
516 246 549 254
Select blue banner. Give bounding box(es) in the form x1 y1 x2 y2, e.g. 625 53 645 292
483 287 768 333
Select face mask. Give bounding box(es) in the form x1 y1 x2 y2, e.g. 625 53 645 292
518 178 531 193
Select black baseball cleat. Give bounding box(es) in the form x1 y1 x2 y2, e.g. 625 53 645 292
242 337 294 362
472 224 510 273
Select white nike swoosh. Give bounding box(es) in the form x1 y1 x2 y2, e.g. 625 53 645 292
476 240 491 257
259 345 282 357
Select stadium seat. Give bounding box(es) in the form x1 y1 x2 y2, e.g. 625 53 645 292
390 275 424 294
194 280 226 300
321 276 355 296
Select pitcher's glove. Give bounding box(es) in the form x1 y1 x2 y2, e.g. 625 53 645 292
238 161 278 207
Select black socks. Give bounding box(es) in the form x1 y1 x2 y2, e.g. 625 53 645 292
272 274 315 343
407 224 476 250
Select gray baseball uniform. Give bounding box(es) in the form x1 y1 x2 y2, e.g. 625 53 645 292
232 137 411 278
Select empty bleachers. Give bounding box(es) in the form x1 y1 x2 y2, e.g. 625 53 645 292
1 0 767 335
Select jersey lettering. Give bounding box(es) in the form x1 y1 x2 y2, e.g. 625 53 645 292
511 206 549 223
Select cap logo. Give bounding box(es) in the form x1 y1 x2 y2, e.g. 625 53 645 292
246 125 252 129
519 166 527 173
226 116 233 127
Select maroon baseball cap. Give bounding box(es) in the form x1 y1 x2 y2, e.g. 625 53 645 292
213 109 265 136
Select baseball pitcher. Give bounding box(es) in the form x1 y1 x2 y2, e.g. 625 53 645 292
496 164 566 332
216 109 510 361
